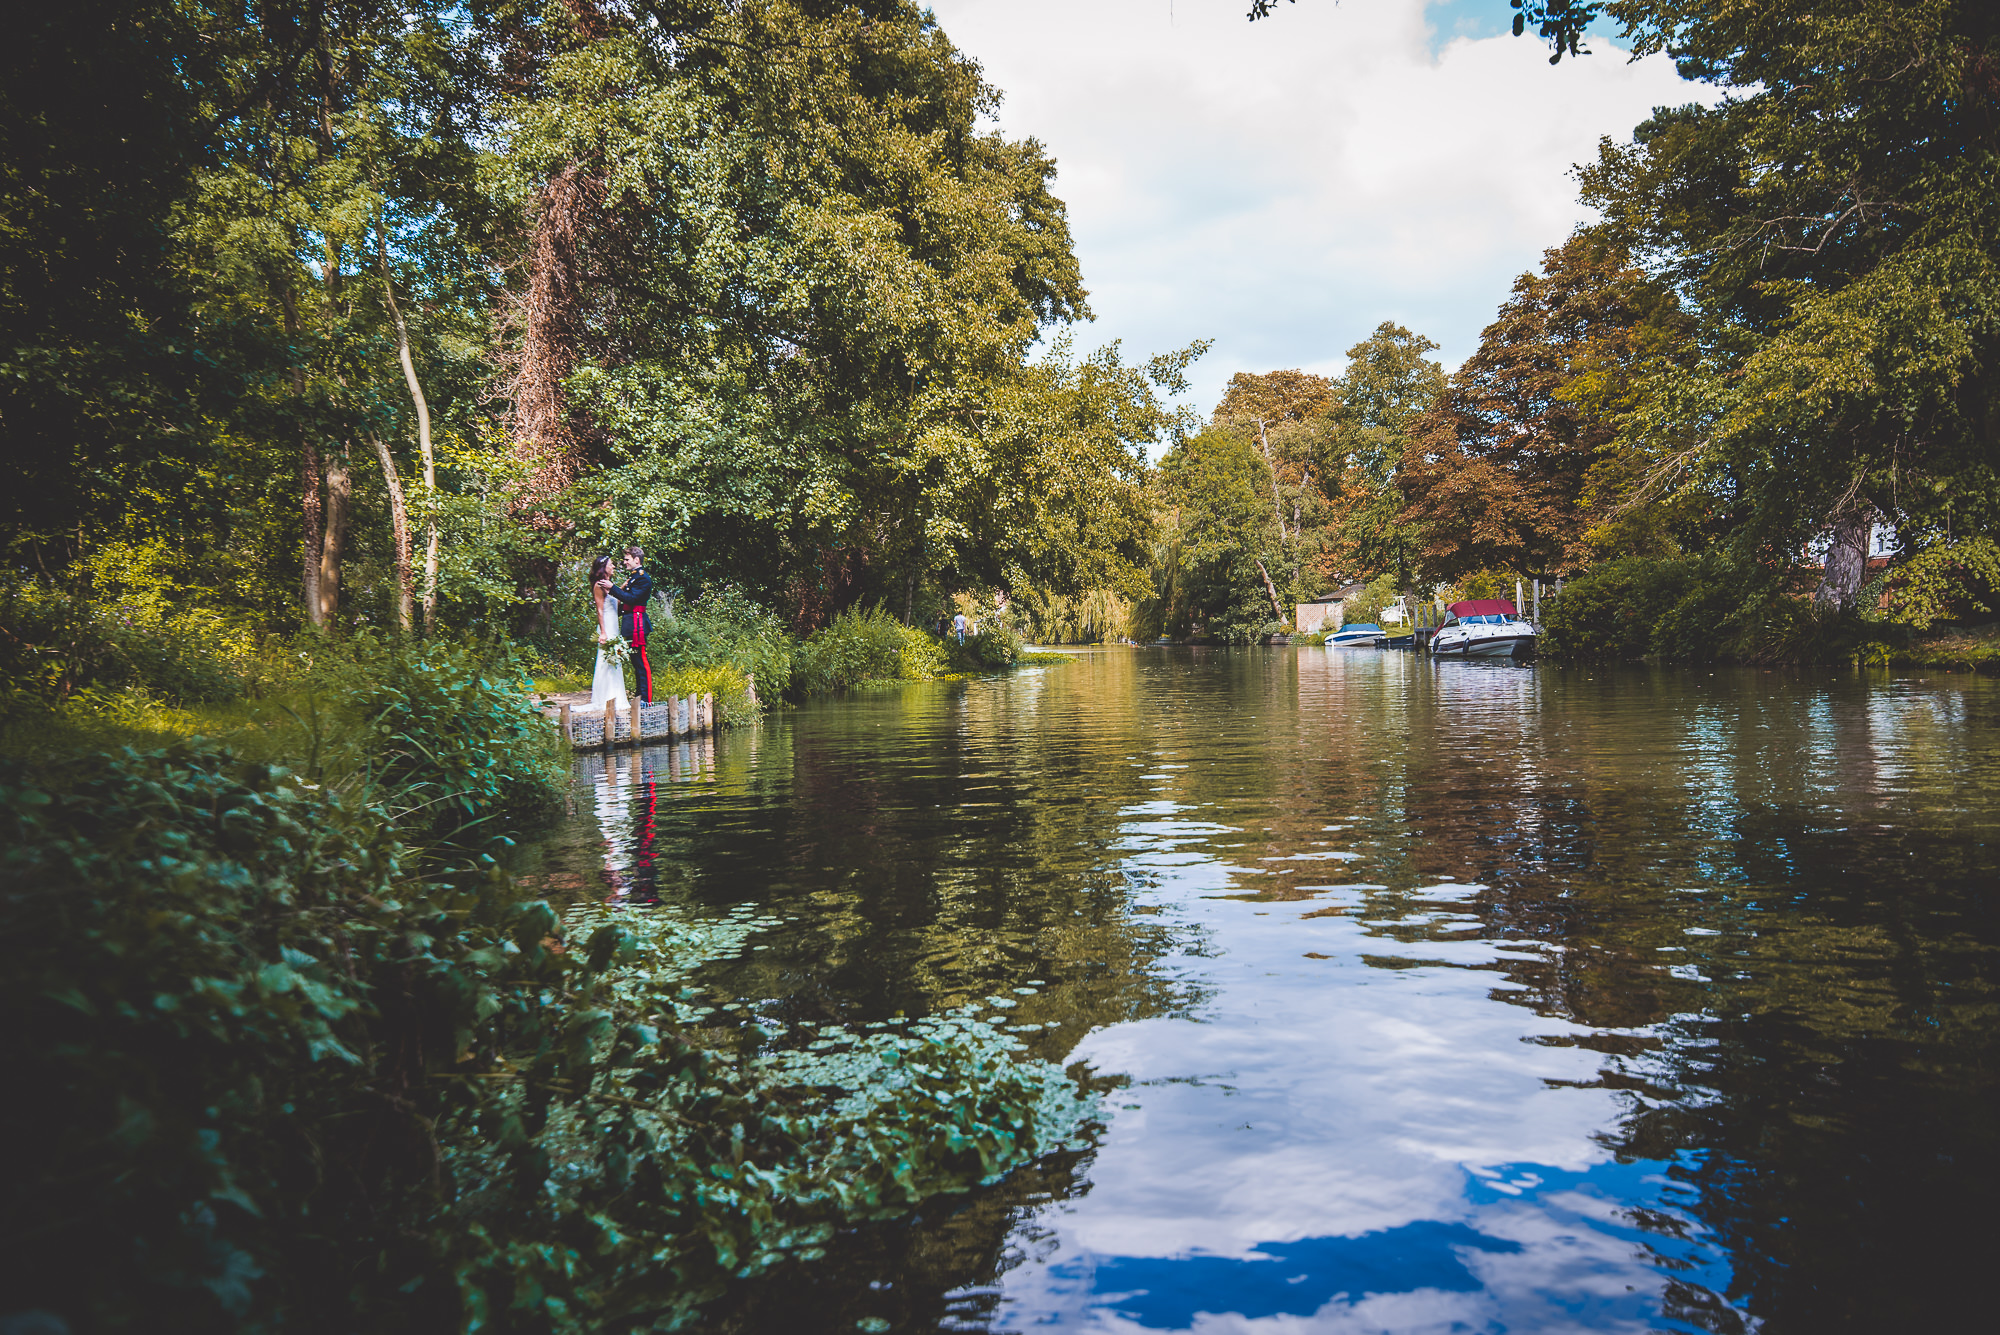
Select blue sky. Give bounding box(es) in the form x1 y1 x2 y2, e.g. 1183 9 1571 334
928 0 1705 426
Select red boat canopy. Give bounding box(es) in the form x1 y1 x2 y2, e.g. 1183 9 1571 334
1447 599 1517 617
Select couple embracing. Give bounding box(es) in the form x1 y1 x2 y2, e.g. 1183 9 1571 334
589 546 656 708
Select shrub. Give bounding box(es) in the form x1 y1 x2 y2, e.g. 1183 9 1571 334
347 636 568 848
652 661 758 727
955 619 1025 669
1542 557 1695 661
0 575 254 713
1338 574 1404 631
1 745 452 1333
1543 555 1878 665
645 585 797 702
792 605 945 695
1882 538 2000 630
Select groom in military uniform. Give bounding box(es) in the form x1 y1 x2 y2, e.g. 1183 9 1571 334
609 545 655 702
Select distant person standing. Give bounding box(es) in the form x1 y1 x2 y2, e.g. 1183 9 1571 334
952 611 968 644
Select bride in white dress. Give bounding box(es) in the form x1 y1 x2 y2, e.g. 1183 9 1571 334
588 555 629 708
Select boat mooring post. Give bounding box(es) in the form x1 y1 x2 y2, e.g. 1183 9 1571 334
602 700 616 749
560 702 571 741
1532 579 1541 627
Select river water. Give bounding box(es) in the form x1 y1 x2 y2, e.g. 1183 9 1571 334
518 648 2000 1334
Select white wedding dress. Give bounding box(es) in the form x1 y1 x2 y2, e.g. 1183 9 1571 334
589 591 629 708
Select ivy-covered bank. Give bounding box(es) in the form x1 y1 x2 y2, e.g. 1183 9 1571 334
0 644 1093 1334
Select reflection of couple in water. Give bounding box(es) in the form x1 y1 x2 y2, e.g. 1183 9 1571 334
591 740 713 904
594 752 661 905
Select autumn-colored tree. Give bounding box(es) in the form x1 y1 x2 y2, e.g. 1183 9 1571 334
1397 232 1691 583
1214 368 1336 429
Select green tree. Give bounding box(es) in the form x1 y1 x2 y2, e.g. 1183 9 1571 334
493 0 1117 627
1577 0 2000 608
1145 423 1289 642
1321 322 1446 588
1214 368 1337 600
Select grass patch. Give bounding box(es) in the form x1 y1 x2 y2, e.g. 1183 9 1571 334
1864 623 2000 672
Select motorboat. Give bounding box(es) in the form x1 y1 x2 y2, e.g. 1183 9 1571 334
1428 599 1537 659
1326 622 1386 648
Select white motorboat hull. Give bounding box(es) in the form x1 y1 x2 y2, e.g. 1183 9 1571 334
1430 629 1536 659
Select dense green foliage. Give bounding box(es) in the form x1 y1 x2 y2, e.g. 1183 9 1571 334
348 638 568 844
1 0 1192 654
1540 556 1881 664
791 605 950 695
0 694 1094 1333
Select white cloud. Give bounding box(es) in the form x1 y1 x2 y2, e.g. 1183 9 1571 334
929 0 1705 419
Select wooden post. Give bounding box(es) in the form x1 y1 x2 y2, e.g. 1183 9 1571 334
702 692 713 733
745 673 759 706
629 700 641 747
602 700 615 749
559 702 571 741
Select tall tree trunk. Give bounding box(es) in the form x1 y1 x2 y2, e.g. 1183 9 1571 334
1256 418 1287 549
318 447 352 624
372 437 414 632
1815 501 1875 612
379 217 437 634
282 285 323 625
1255 556 1285 621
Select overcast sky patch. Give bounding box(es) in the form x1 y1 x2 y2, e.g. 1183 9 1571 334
928 0 1706 422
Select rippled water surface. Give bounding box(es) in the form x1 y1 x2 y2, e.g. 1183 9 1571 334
519 649 2000 1333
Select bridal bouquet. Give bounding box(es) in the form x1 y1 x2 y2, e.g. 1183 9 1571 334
598 634 631 665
